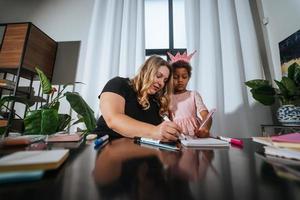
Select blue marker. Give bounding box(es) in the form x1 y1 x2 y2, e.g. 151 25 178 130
94 135 109 148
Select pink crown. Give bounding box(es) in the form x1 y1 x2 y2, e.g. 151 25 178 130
167 50 197 64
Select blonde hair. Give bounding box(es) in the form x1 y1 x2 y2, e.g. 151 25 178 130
131 55 173 116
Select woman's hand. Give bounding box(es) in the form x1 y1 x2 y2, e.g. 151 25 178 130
195 127 210 138
153 121 182 141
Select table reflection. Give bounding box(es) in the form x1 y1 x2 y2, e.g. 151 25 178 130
93 138 217 199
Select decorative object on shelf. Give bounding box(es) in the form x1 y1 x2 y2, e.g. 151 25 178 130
245 63 300 126
23 67 96 135
277 105 300 126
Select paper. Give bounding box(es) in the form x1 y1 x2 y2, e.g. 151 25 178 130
0 149 69 172
181 136 229 147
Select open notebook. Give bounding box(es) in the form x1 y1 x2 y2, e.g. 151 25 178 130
180 135 229 147
0 149 69 172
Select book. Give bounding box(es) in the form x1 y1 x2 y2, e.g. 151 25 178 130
0 170 44 184
264 146 300 160
271 133 300 143
0 149 69 172
252 136 300 149
180 136 229 147
1 135 46 146
46 132 83 142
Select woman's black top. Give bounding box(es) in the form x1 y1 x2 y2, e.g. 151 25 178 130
93 76 163 138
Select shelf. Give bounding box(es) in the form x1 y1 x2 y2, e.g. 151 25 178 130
0 120 8 127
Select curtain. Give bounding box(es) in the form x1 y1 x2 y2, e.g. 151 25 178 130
185 0 272 137
77 0 145 116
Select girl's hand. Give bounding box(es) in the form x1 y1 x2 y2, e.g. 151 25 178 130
153 121 181 141
195 128 210 138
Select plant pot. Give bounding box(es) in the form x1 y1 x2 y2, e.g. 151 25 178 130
277 105 300 126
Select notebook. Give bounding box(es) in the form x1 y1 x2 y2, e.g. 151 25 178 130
181 136 229 147
0 149 69 172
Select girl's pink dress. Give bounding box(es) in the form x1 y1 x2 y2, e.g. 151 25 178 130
170 90 207 135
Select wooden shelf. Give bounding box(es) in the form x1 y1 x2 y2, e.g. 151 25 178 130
0 22 57 79
0 119 8 127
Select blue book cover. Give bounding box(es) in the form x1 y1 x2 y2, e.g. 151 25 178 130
0 170 44 184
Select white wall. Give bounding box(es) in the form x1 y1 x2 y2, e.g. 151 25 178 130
0 0 96 130
260 0 300 80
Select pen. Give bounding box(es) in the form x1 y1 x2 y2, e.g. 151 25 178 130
199 108 216 129
218 136 243 146
94 135 109 148
134 137 180 151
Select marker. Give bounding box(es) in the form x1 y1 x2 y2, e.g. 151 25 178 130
134 137 180 151
94 135 109 148
218 136 243 147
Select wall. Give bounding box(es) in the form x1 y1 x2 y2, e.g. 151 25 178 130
259 0 300 80
0 0 96 131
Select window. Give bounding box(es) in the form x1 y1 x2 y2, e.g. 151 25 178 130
145 0 187 58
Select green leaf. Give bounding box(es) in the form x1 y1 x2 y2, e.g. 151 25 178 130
24 110 42 134
274 80 289 98
50 101 60 111
57 114 71 131
65 92 96 132
245 79 270 89
250 86 276 105
35 67 52 94
292 63 300 86
41 108 59 134
281 77 297 96
287 62 297 80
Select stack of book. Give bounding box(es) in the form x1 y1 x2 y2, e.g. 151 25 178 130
253 133 300 180
252 133 300 160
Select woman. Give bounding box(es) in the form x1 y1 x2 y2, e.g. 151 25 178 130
93 55 181 141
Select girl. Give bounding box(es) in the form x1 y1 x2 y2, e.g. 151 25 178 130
167 51 212 138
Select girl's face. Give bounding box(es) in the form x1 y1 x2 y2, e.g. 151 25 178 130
173 67 190 94
148 65 170 95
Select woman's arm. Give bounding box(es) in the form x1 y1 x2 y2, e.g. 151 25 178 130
100 92 180 140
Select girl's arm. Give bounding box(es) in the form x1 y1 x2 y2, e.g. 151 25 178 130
100 92 181 141
194 92 212 137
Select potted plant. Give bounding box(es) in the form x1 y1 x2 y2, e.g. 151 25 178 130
245 62 300 125
0 67 96 135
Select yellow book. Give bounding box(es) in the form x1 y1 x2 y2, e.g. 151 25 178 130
0 149 69 172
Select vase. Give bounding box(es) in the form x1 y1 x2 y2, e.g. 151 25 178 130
277 105 300 126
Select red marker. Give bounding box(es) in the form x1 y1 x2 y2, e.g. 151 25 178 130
218 136 243 147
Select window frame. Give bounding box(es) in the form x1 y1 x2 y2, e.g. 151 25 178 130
145 0 187 58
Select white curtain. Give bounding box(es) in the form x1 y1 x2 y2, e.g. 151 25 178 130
185 0 272 137
77 0 145 116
